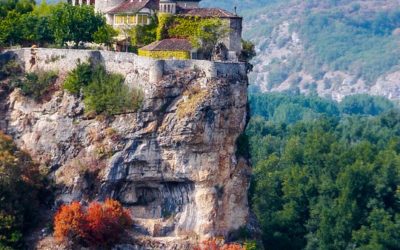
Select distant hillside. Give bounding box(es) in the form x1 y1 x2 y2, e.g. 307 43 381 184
203 0 400 101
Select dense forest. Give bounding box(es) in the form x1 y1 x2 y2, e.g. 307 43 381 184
246 93 400 249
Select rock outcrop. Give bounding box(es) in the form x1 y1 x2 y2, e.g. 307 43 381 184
0 49 250 249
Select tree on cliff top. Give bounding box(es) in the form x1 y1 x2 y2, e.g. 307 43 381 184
49 3 105 47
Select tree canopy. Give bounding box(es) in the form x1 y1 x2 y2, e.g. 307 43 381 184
247 93 400 249
0 1 116 47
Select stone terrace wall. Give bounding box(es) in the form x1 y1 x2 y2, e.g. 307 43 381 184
1 48 247 85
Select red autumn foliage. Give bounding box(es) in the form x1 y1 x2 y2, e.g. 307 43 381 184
195 239 244 250
53 199 132 247
85 199 133 246
54 201 86 243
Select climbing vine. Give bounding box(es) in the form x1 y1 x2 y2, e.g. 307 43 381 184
168 17 229 49
156 13 174 41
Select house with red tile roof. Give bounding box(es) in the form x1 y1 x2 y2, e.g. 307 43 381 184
73 0 242 60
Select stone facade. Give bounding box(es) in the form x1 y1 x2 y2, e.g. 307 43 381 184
0 48 250 249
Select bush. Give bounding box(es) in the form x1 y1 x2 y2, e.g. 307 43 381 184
63 61 92 96
83 65 143 115
54 199 132 247
64 63 143 115
54 201 86 243
195 239 244 250
15 70 58 101
267 65 290 89
0 60 23 80
84 199 132 246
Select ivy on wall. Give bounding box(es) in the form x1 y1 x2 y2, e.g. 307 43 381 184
128 15 158 47
138 49 190 60
156 13 174 41
168 16 229 49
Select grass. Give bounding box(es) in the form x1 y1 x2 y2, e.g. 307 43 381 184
176 85 208 119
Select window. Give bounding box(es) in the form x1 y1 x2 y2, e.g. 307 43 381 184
115 15 124 25
128 15 136 24
142 15 148 24
137 14 148 25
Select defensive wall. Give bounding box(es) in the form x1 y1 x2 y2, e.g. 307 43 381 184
0 48 247 90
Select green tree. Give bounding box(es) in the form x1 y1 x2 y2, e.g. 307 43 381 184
93 24 118 48
0 10 22 46
49 3 105 47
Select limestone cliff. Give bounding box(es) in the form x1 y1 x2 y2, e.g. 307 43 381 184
0 49 251 249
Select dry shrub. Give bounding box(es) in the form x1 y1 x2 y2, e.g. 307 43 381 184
176 85 208 119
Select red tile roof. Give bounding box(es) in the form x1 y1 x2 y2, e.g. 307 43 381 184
140 38 192 51
180 8 240 18
107 0 159 14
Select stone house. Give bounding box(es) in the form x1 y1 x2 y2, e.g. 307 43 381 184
74 0 242 60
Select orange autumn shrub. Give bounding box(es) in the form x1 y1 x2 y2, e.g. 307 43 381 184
53 199 132 247
85 198 133 246
54 201 86 243
195 239 244 250
220 243 244 250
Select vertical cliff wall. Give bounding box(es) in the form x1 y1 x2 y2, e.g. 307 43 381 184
0 49 250 248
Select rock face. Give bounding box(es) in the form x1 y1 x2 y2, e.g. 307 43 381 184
0 49 250 248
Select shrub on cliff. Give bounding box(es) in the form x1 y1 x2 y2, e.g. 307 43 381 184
14 69 58 101
84 199 133 246
63 61 92 95
54 201 86 243
195 239 244 250
83 66 143 115
0 131 44 249
64 63 143 115
0 60 23 81
54 199 132 247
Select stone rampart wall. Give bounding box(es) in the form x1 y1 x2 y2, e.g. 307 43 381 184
1 48 247 93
